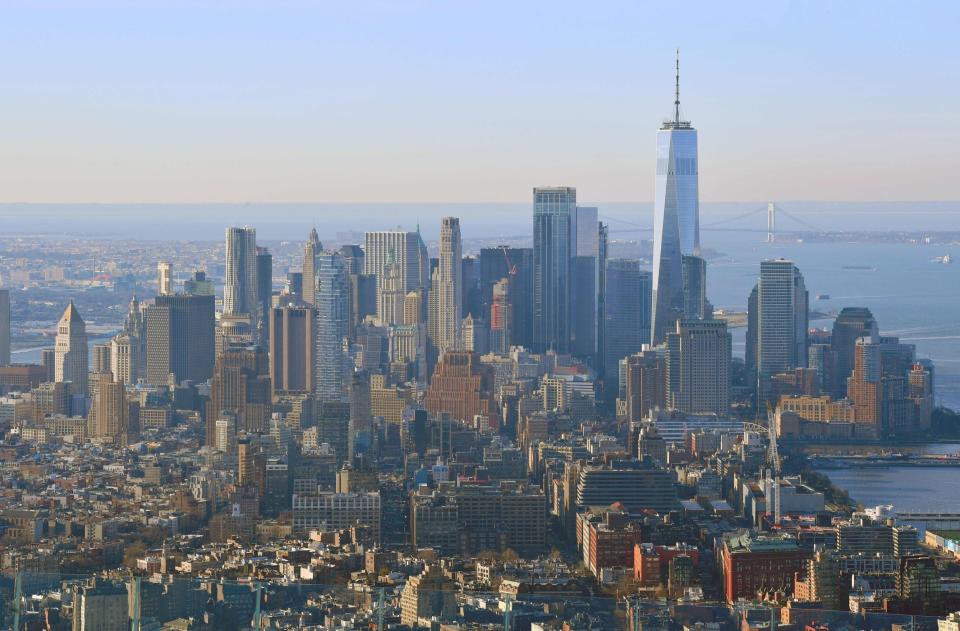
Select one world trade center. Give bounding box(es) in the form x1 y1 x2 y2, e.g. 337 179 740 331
651 51 700 344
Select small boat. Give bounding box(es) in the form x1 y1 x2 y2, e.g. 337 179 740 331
817 294 830 300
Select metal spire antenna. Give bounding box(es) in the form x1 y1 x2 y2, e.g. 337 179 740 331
674 48 681 124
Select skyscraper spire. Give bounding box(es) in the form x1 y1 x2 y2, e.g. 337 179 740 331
674 48 681 124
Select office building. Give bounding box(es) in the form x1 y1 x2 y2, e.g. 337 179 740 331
831 307 877 397
54 301 88 395
157 261 173 296
145 294 215 386
314 251 349 403
205 345 271 445
794 547 845 611
897 555 942 613
269 305 315 395
92 343 112 375
651 55 699 344
666 319 731 415
461 255 482 318
256 246 272 339
291 490 380 540
424 350 499 429
621 351 666 423
399 565 457 628
752 259 808 404
183 270 214 296
479 246 533 349
364 230 430 324
533 186 576 353
110 335 136 385
224 226 258 318
87 372 131 445
410 484 546 556
571 205 598 358
0 288 8 366
576 459 677 513
71 579 128 631
596 222 609 370
681 254 708 319
302 227 321 306
434 216 462 354
721 533 808 603
603 259 651 390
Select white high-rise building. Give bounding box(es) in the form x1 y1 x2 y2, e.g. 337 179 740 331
224 226 258 317
435 217 462 354
364 231 429 325
55 301 88 395
157 261 173 296
302 228 321 306
651 52 700 344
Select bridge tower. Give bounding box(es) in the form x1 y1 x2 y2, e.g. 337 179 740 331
767 202 776 243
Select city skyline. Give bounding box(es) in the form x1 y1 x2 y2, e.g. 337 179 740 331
0 5 958 628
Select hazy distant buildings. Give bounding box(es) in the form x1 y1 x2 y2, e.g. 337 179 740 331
54 301 88 395
183 270 214 296
0 288 10 367
157 261 173 296
533 186 576 354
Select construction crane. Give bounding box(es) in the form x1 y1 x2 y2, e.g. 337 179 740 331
499 245 517 278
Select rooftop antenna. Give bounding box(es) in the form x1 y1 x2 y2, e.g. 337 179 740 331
674 48 681 124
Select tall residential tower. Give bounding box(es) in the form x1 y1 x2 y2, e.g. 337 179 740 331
533 186 576 354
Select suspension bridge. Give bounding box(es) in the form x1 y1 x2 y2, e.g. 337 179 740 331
601 202 828 241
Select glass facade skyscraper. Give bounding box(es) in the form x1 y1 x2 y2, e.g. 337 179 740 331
533 186 576 354
603 259 651 395
315 251 349 403
651 58 700 344
756 258 808 403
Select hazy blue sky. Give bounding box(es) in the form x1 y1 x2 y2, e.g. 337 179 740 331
2 1 958 204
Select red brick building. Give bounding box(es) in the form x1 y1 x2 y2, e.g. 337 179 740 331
721 533 809 603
